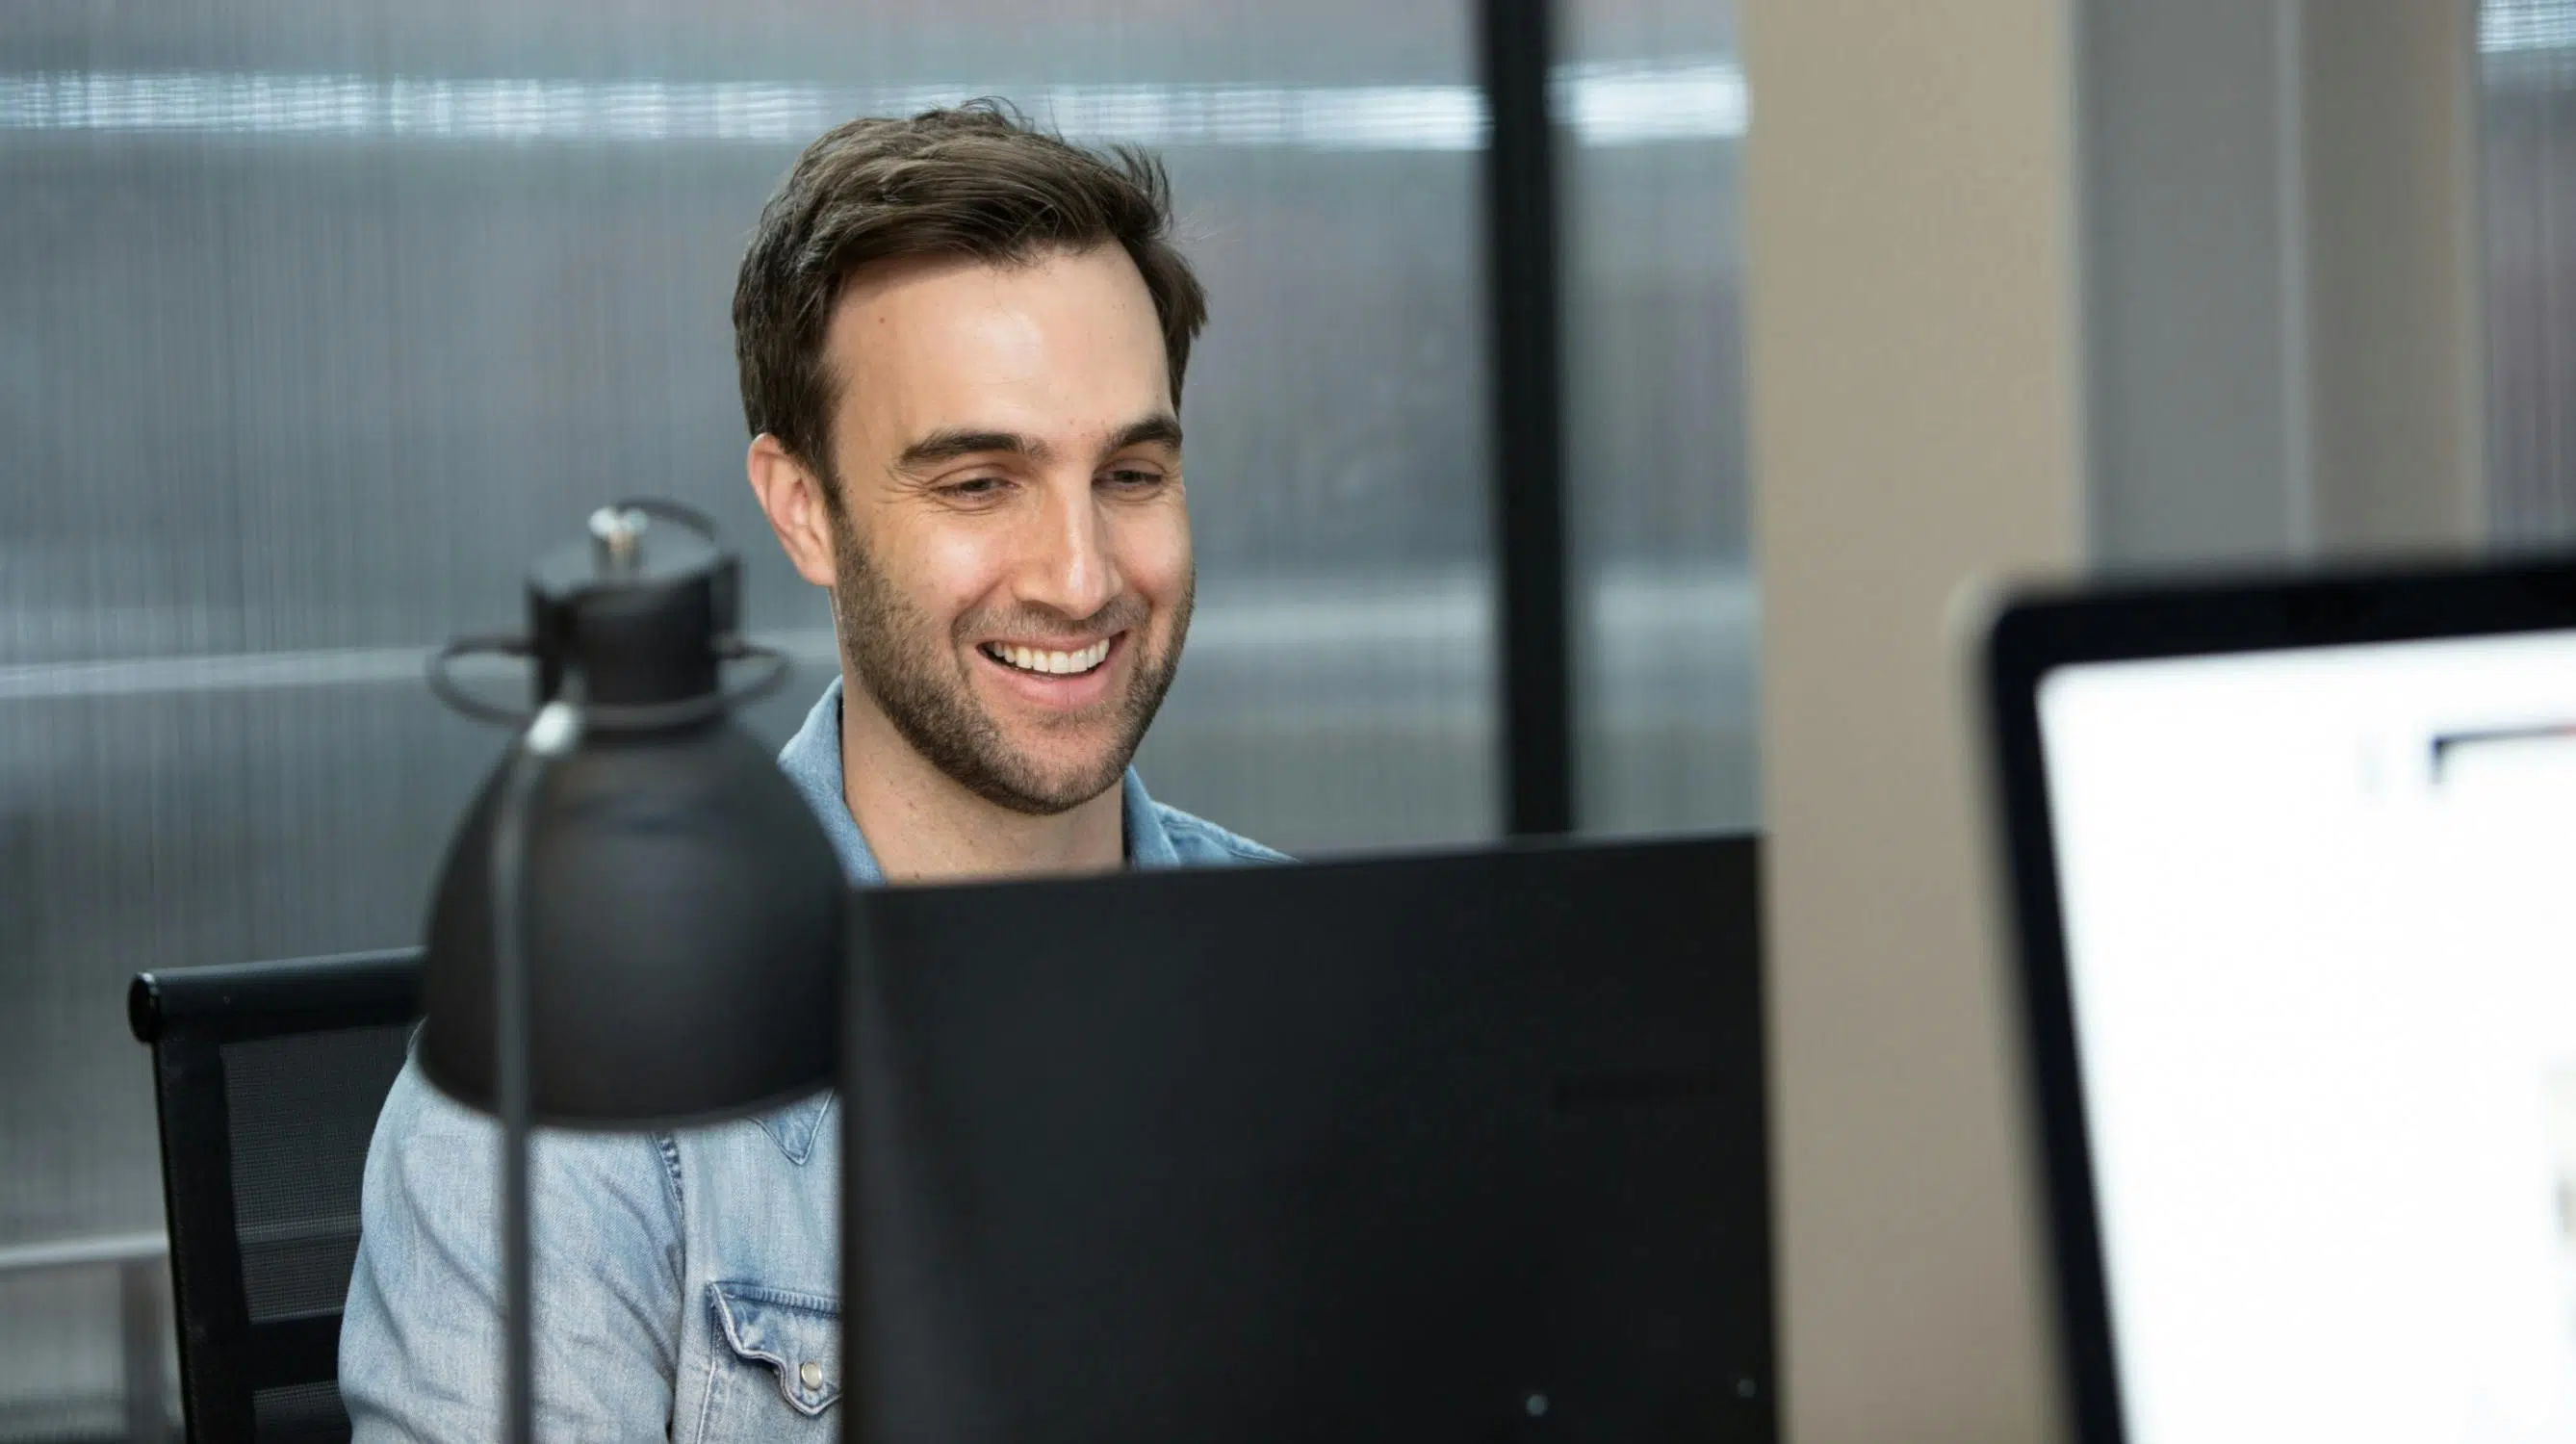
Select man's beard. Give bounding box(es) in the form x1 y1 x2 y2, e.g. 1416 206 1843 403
829 523 1191 816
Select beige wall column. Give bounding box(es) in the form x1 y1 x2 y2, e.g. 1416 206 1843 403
1739 1 2084 1441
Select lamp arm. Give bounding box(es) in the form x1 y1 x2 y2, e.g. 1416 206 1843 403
491 697 583 1444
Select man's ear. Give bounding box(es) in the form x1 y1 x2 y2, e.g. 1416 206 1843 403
746 433 838 587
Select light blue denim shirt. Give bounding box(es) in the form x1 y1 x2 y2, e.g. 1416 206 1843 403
340 679 1283 1441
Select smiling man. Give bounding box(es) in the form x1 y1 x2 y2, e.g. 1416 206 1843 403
341 105 1280 1441
737 105 1275 883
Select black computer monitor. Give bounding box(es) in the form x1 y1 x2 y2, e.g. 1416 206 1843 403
838 835 1772 1442
1984 557 2576 1444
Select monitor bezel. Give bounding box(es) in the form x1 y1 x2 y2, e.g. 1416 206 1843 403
1980 553 2576 1444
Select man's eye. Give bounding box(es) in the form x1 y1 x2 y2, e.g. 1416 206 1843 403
941 477 1006 499
1102 469 1164 488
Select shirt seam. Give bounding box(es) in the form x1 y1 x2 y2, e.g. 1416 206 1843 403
655 1132 683 1220
689 1307 726 1444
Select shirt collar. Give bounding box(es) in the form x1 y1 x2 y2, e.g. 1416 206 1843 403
776 676 1179 882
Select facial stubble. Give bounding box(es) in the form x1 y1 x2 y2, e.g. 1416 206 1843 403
829 520 1192 816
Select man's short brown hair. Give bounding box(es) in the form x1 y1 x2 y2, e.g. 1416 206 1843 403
733 101 1208 489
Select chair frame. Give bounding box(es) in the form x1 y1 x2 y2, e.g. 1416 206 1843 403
129 948 421 1442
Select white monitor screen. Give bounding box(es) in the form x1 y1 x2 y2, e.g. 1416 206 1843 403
2038 629 2576 1444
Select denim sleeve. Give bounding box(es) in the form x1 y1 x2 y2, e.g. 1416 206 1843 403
340 1056 684 1441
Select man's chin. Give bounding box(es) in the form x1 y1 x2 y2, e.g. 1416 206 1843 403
952 732 1135 815
966 772 1123 817
997 761 1129 813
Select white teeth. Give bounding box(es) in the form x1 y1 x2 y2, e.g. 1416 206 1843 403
988 639 1111 676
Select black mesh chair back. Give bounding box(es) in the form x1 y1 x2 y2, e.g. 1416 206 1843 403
129 949 421 1444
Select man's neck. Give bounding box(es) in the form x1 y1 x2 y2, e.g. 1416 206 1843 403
837 682 1126 883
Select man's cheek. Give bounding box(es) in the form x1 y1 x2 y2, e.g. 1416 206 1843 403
911 527 1006 599
1122 527 1192 605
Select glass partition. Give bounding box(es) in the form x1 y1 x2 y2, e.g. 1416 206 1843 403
2484 0 2576 543
1562 0 1755 833
0 2 1497 1427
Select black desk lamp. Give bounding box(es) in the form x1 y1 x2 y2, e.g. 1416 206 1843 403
418 501 843 1444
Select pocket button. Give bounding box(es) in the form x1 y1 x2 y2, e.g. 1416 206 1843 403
800 1361 823 1391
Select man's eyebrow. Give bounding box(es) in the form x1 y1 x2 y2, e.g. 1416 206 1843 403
894 428 1048 473
1104 415 1184 456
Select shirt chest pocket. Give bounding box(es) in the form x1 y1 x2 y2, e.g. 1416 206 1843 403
699 1281 841 1444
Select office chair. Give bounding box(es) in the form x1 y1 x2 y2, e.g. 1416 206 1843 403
129 950 420 1444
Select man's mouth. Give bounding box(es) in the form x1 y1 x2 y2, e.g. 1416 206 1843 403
978 637 1114 677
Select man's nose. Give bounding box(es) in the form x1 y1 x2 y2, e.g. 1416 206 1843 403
1016 477 1121 623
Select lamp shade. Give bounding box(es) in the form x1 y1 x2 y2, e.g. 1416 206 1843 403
418 503 843 1127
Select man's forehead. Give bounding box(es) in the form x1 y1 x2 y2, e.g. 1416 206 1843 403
825 245 1154 352
820 245 1170 446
